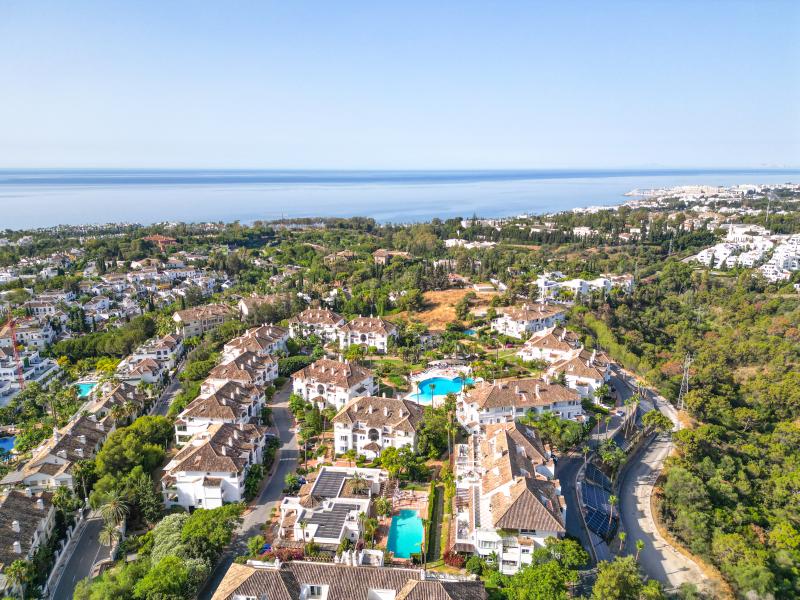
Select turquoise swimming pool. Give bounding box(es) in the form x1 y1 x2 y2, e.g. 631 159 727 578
0 436 15 455
408 376 474 404
76 382 97 398
387 509 424 559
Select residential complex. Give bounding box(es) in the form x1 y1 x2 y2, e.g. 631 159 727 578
333 396 424 458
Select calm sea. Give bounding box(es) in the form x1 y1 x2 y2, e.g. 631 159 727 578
0 169 798 230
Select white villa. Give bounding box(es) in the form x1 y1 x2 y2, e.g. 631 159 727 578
175 380 265 445
291 358 376 410
517 326 582 364
278 467 383 549
337 317 398 354
222 324 288 362
172 304 233 337
547 349 612 399
453 421 565 575
458 378 583 433
491 303 566 339
288 308 346 342
332 396 424 459
161 422 267 510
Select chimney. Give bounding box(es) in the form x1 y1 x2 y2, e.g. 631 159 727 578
78 434 86 445
535 384 540 398
13 540 21 554
220 445 226 456
52 427 61 442
24 487 32 497
515 385 520 395
382 392 386 398
383 406 388 417
57 449 67 460
76 447 84 458
368 405 374 414
11 520 20 533
590 350 596 366
97 421 105 432
36 498 44 510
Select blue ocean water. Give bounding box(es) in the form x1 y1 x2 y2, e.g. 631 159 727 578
0 168 797 229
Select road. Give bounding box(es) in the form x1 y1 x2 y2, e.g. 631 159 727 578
198 382 298 600
613 369 710 593
51 517 110 600
618 434 709 594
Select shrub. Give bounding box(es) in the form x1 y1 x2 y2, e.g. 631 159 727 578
443 550 466 568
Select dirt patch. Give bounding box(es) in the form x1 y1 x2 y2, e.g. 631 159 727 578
393 289 497 330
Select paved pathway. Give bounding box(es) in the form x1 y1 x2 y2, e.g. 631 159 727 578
198 383 298 600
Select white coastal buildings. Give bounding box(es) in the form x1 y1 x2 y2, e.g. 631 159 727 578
453 421 565 575
458 378 583 433
337 317 398 354
288 309 346 342
291 358 376 410
161 422 267 510
332 396 424 458
490 303 566 339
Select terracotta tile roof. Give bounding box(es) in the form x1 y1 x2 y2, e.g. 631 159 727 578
522 326 581 352
212 562 486 600
0 489 53 568
548 349 612 381
288 308 344 326
463 378 579 410
292 359 373 389
340 317 397 336
479 422 550 495
163 423 264 477
490 477 565 533
333 396 423 435
174 303 233 323
180 381 261 422
224 325 288 355
500 303 565 322
207 351 276 384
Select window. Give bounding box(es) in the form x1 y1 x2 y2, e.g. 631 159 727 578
340 436 348 442
308 585 323 598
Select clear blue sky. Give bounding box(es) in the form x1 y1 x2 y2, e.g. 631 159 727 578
0 1 798 169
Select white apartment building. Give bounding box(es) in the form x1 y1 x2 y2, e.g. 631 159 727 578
458 378 583 433
291 358 376 410
337 317 398 354
490 303 566 340
517 326 582 364
175 380 265 445
333 396 424 458
222 325 288 362
161 422 267 510
205 351 278 390
172 304 233 337
546 349 612 399
288 308 346 342
453 421 565 575
0 319 56 351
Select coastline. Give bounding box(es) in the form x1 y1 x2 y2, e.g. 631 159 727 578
1 168 798 230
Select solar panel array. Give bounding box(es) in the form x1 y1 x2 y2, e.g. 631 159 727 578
307 503 359 538
585 507 615 538
313 471 347 498
585 464 612 491
582 482 618 539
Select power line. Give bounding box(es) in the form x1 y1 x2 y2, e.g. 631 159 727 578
677 353 692 412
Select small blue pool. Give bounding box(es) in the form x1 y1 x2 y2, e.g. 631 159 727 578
76 382 97 398
464 329 477 336
387 509 424 559
408 376 474 404
0 436 15 455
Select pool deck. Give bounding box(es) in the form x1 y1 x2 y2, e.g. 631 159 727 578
405 365 476 407
383 489 429 563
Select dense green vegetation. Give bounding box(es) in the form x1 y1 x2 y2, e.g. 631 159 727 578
580 261 800 598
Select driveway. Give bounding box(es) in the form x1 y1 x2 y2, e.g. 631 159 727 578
198 383 298 600
556 452 595 566
51 517 110 600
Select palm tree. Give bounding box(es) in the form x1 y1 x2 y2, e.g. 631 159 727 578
618 531 626 550
99 522 121 547
429 383 436 403
582 445 590 469
419 517 428 573
99 492 129 526
635 539 645 562
4 559 33 594
608 495 617 528
351 472 368 496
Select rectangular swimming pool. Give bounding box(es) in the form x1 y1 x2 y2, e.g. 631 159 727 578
386 509 424 559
